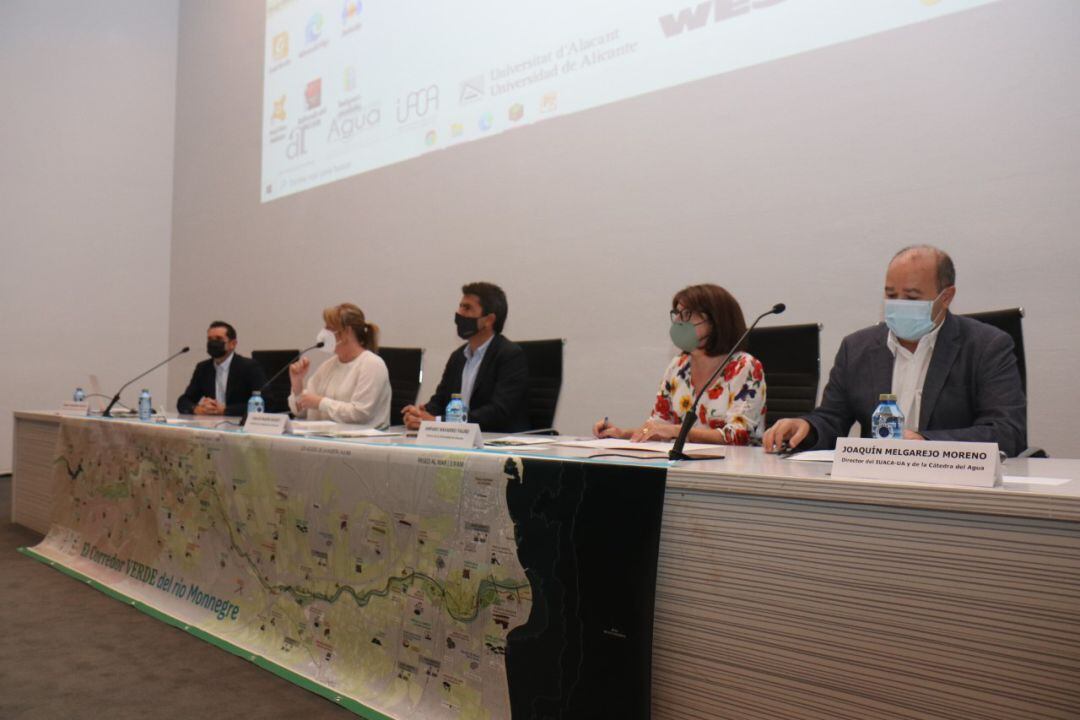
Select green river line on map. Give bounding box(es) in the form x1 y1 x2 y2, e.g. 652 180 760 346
56 449 529 624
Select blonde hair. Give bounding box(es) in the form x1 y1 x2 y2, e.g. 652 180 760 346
323 303 379 352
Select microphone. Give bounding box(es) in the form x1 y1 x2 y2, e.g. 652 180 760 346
240 342 326 422
102 347 191 417
258 342 325 394
668 303 785 461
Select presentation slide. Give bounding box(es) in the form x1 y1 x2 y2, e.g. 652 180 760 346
261 0 999 202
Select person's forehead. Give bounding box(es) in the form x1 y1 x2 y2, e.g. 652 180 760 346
207 326 229 336
459 294 481 306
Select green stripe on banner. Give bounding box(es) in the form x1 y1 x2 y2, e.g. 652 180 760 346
18 546 393 720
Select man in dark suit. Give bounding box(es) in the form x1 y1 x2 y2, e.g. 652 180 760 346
763 245 1027 456
402 282 530 433
177 321 268 417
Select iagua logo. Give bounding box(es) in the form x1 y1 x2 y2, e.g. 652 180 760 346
327 103 381 143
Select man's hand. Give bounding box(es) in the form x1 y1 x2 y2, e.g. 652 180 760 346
903 430 925 440
194 397 225 416
762 418 811 453
402 404 435 430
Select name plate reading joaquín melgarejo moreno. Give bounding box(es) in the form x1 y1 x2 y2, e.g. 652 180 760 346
832 438 1001 488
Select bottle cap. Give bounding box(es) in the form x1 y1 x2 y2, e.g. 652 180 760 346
451 393 462 400
879 393 897 401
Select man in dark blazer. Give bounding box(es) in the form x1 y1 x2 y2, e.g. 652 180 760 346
402 282 530 433
177 321 268 417
763 246 1027 456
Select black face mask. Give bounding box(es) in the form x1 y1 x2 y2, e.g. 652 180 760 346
207 339 228 359
454 313 480 340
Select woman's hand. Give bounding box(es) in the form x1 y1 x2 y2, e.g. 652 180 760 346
631 419 681 443
593 418 627 439
289 356 310 394
295 392 323 413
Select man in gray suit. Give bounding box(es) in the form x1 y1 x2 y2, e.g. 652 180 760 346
763 245 1028 456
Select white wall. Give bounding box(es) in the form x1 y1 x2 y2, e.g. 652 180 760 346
0 1 178 472
166 0 1080 455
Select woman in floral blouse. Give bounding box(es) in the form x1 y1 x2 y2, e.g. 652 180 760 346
593 284 766 445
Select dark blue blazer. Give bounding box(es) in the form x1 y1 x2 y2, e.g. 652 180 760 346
803 312 1027 456
423 334 530 433
177 354 267 417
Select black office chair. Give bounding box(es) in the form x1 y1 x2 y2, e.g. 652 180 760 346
962 308 1026 395
518 339 564 433
251 349 299 413
746 324 821 429
379 347 424 425
962 308 1044 458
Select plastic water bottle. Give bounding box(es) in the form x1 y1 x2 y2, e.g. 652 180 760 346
247 390 265 415
73 387 86 402
138 389 153 421
445 394 467 423
871 393 904 440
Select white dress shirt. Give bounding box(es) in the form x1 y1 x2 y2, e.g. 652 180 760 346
288 351 391 428
214 352 234 405
886 321 943 432
460 336 493 407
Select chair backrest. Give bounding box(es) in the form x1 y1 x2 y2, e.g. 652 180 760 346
961 308 1026 395
746 323 821 428
251 349 299 413
517 339 564 431
379 347 424 425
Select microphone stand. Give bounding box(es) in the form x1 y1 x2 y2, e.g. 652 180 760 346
102 347 191 417
668 304 785 461
241 341 325 423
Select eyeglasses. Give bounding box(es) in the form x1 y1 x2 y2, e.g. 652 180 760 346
670 309 706 324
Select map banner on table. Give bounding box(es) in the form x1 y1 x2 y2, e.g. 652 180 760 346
26 418 667 719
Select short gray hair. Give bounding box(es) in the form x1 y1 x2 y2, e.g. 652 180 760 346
892 244 956 292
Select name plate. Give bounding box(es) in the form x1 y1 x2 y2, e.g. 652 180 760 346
832 438 1000 488
244 412 290 436
57 401 90 417
417 421 483 449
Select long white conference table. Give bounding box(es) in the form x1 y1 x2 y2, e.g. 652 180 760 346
11 410 1080 719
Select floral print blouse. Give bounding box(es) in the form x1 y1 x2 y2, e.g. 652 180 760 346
650 351 766 445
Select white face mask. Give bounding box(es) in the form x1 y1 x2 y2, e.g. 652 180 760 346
315 328 336 353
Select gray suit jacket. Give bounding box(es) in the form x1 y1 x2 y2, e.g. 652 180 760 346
803 312 1028 456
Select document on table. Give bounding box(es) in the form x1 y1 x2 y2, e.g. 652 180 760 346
485 436 560 447
782 449 836 462
1002 475 1072 486
290 421 403 438
555 437 726 459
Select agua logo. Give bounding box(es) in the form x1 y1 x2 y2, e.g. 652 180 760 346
397 85 439 124
659 0 786 38
327 106 381 142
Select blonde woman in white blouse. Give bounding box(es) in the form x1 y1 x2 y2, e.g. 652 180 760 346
288 303 391 428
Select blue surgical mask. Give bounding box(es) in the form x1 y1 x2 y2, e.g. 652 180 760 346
884 292 944 341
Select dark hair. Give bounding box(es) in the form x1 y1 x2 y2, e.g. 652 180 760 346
323 303 380 352
208 321 236 341
892 244 956 292
672 284 747 357
462 282 508 334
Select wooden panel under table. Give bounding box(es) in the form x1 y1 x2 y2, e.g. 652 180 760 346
651 483 1080 719
11 412 61 535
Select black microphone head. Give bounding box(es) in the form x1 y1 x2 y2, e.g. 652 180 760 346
181 346 191 353
772 303 786 314
315 341 325 348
